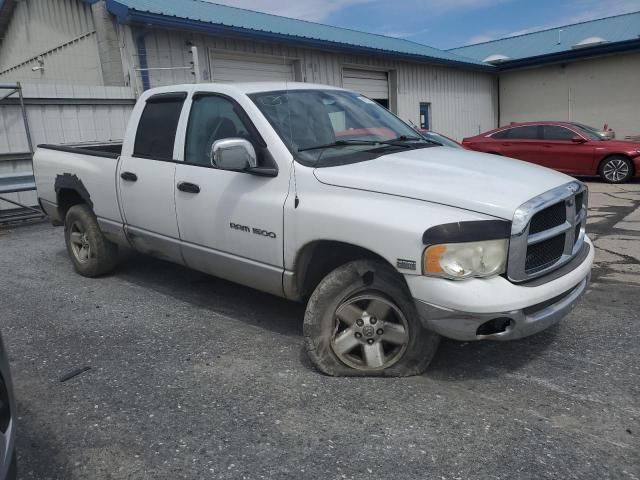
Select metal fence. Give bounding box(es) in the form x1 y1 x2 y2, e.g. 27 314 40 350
0 83 43 222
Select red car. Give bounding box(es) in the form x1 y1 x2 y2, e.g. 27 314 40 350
462 121 640 183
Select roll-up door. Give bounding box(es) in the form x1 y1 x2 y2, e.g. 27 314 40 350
209 53 295 83
342 69 389 106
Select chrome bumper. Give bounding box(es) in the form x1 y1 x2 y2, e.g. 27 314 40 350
415 274 590 341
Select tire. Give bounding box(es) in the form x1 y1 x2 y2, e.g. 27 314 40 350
64 204 118 277
303 260 440 377
599 155 633 183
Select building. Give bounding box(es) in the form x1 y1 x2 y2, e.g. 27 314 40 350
450 11 640 139
1 1 638 213
0 0 499 141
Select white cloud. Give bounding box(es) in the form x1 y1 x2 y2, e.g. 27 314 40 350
205 0 372 22
465 32 501 44
565 0 640 23
382 28 431 39
207 0 514 23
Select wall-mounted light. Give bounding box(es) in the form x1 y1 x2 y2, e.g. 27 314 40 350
31 57 44 72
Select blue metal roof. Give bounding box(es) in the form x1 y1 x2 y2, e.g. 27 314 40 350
449 11 640 66
104 0 491 70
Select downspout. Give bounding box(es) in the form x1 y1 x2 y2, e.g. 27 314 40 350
136 24 152 91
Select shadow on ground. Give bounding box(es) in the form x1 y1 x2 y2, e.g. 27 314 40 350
74 246 560 381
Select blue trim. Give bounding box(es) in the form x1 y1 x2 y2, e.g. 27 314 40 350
495 38 640 70
136 25 152 91
106 1 494 72
105 0 131 23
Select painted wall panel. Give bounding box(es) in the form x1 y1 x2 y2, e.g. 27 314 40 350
0 33 103 85
499 52 640 139
0 0 95 69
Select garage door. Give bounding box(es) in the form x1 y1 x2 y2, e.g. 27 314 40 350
209 54 295 83
342 69 389 102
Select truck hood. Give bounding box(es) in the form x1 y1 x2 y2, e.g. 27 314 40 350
313 147 573 220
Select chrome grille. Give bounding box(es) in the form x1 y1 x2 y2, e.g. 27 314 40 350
525 234 566 272
508 181 588 283
529 202 566 234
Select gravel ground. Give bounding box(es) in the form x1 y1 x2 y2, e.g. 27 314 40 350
0 180 638 480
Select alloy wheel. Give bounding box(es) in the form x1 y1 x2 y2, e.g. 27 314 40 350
331 294 409 370
69 221 91 263
603 159 629 182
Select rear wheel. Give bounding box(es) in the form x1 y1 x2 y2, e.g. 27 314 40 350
64 204 118 277
303 260 440 377
599 156 633 183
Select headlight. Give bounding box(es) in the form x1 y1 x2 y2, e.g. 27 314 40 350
423 239 508 280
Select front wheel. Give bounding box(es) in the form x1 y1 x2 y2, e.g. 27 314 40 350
599 156 633 183
303 260 440 377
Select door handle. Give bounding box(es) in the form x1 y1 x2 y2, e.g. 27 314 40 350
120 171 137 182
177 182 200 194
501 143 512 146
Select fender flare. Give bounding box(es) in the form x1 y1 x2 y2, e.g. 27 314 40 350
54 173 93 209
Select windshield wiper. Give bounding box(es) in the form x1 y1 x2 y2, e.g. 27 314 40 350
386 135 422 142
298 140 379 152
298 138 419 152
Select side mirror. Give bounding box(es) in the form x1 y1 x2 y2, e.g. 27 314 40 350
571 136 587 143
211 138 257 170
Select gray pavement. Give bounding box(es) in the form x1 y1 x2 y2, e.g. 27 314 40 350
0 180 638 480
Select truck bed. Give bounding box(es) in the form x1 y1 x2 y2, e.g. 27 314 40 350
33 141 124 225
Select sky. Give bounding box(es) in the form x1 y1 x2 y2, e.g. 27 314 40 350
207 0 640 49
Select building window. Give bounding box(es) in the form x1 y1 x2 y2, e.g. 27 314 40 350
419 103 431 130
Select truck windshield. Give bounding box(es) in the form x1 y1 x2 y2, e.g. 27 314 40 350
250 89 432 167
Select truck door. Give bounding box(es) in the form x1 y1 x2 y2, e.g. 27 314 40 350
117 92 187 264
174 93 291 296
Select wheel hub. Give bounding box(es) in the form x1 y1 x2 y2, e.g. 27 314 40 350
69 222 91 263
604 159 629 182
330 294 409 371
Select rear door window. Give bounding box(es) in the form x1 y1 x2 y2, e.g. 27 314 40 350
133 93 187 160
491 129 510 139
542 125 577 141
505 125 540 140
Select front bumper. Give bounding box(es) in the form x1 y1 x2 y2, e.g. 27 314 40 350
407 237 594 341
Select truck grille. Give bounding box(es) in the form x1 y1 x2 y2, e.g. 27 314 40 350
508 182 587 282
529 202 566 234
525 234 566 271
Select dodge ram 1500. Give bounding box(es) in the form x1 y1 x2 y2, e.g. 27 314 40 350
34 82 593 376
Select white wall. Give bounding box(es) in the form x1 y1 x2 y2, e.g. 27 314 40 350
0 0 103 85
124 28 498 141
499 52 640 139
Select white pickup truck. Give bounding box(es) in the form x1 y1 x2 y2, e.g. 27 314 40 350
33 82 593 376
